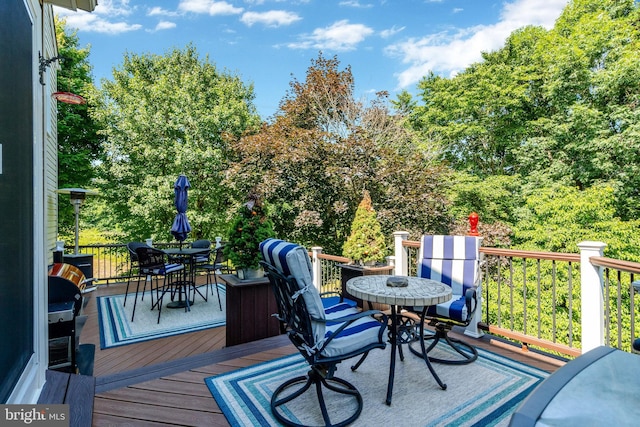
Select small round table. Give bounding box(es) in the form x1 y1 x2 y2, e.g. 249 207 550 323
347 275 452 405
162 248 208 309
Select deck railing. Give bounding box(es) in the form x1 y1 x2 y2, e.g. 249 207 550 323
57 241 198 284
67 234 640 357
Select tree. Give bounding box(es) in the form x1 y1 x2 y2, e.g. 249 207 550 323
413 0 640 226
92 45 260 241
54 17 101 237
342 191 387 264
513 184 640 261
224 53 451 253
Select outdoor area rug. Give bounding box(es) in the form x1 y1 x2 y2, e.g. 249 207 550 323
97 284 226 349
205 342 549 426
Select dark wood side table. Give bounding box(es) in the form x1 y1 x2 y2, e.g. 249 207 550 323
219 274 282 346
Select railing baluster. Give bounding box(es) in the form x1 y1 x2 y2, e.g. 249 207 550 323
552 260 557 343
522 259 527 337
567 262 573 348
617 270 623 349
509 258 514 331
536 259 541 339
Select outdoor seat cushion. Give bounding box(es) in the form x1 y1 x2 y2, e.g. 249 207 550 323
260 238 326 321
424 293 470 323
320 301 383 358
416 235 481 322
142 262 183 275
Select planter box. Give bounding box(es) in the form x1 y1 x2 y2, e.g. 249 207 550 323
339 264 393 310
219 274 282 346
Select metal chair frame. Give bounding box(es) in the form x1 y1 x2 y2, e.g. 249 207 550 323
135 246 184 324
261 260 387 427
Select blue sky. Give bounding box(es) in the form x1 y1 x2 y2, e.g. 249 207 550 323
55 0 569 119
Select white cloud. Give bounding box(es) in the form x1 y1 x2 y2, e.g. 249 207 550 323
380 25 405 39
148 7 180 17
339 1 374 8
453 8 463 14
55 10 142 34
154 21 177 31
386 0 569 89
178 0 244 15
93 0 136 17
241 10 302 27
54 0 141 34
289 20 374 51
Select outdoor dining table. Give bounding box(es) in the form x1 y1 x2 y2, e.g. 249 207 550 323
162 247 208 309
347 275 452 405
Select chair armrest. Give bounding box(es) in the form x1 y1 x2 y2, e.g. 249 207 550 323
319 291 341 298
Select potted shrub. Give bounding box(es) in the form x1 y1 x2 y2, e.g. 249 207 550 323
342 190 388 265
224 196 275 280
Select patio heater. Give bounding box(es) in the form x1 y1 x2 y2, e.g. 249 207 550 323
57 188 98 255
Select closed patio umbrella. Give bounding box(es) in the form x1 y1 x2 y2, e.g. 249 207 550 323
170 174 192 248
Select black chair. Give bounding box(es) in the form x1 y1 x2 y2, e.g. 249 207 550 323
193 245 225 310
260 238 388 427
135 246 185 323
124 241 149 321
191 239 211 264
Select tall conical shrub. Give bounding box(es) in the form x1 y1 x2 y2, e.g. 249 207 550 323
342 190 387 264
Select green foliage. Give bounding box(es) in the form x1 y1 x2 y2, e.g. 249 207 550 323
91 44 260 242
342 191 387 264
412 0 640 223
513 184 640 261
223 200 275 269
224 53 451 254
54 18 102 235
448 172 523 226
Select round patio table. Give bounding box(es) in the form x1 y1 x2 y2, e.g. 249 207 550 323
347 275 452 405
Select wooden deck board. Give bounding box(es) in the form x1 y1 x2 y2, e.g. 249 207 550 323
81 281 562 426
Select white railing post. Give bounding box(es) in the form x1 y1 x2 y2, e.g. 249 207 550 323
386 255 395 271
465 237 485 339
578 241 607 353
393 231 410 276
311 246 322 291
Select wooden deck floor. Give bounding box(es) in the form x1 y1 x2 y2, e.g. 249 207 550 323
80 280 564 426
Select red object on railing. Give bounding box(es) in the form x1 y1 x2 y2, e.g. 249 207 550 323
468 212 480 236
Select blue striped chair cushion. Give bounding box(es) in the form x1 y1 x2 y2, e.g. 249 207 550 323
321 302 383 358
260 238 325 321
143 262 184 275
260 238 330 344
417 235 481 323
425 294 469 322
194 255 209 263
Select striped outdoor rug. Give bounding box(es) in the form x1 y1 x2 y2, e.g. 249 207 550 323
206 341 549 426
97 284 226 349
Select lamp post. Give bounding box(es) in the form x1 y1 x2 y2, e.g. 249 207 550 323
57 188 98 255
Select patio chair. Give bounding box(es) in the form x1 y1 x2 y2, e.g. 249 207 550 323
124 241 149 322
406 235 482 365
192 245 225 310
191 239 211 264
135 246 185 324
261 237 356 309
259 238 388 427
